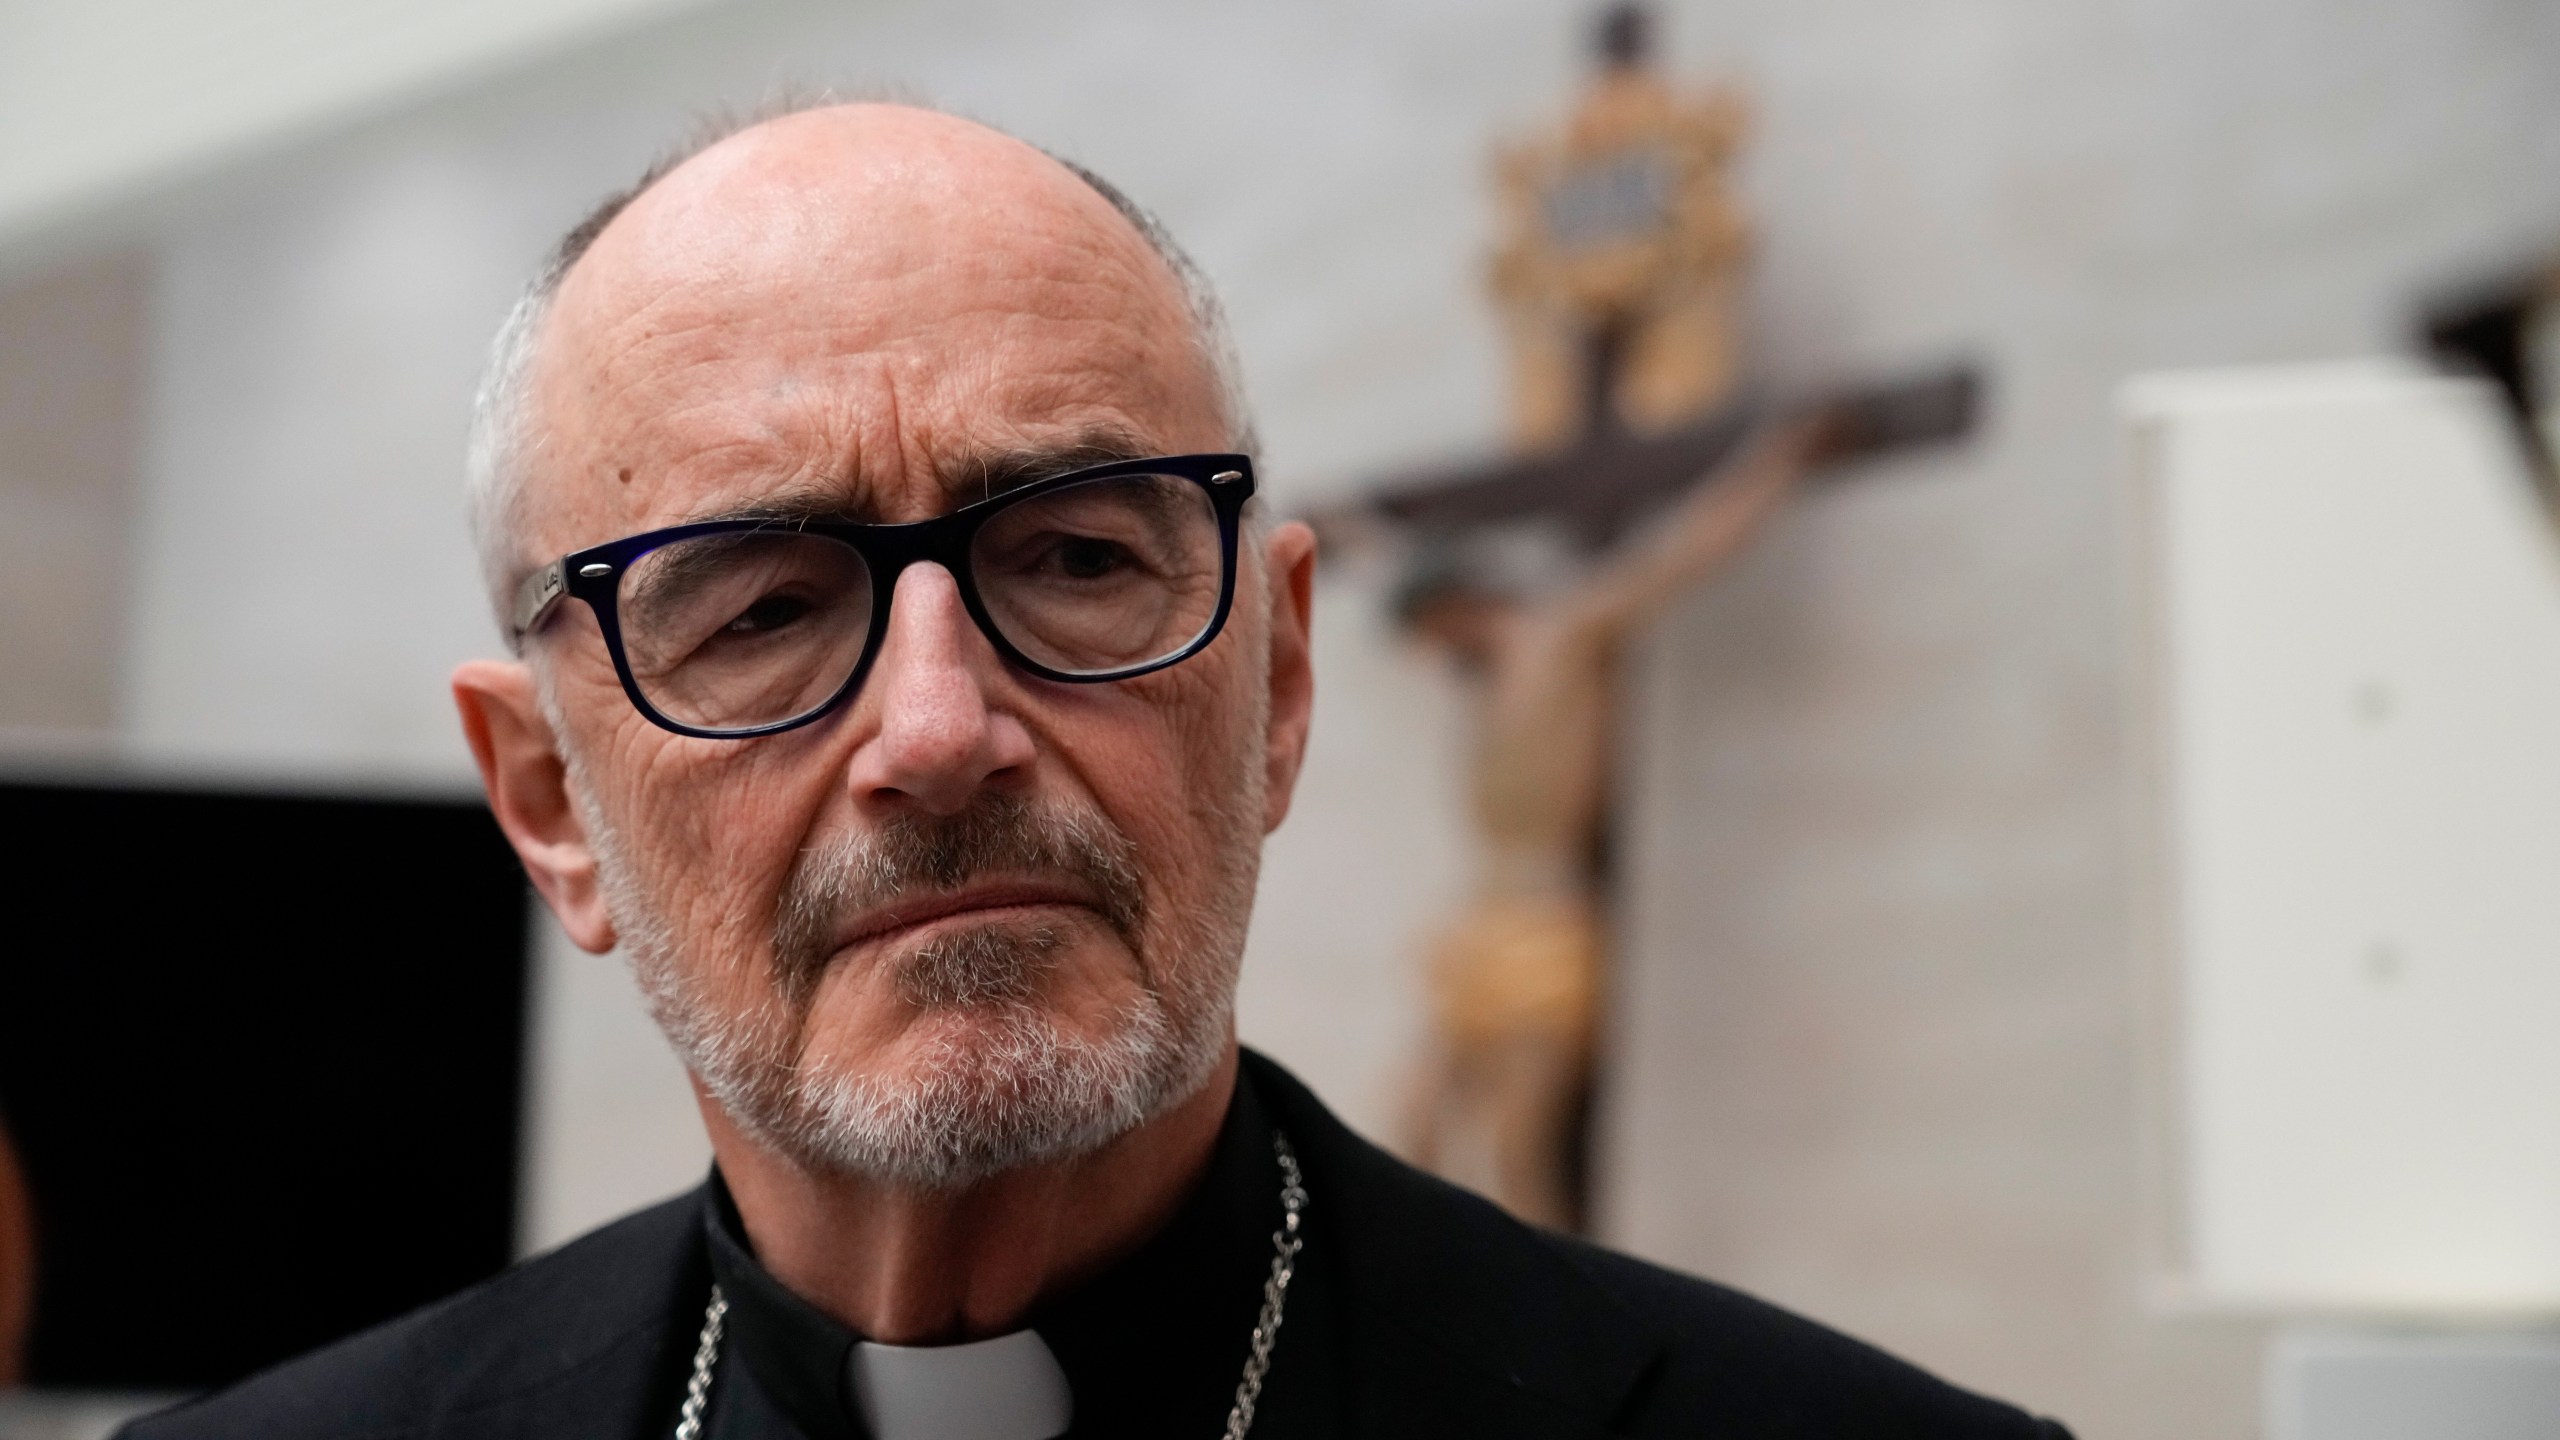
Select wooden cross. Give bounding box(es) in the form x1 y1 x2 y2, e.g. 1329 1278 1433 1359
1357 365 1984 556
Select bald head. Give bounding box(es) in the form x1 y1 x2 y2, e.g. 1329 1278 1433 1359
467 103 1250 634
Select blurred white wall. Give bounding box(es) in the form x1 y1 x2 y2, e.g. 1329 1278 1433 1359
4 0 2560 1435
0 0 714 250
125 136 519 777
0 253 145 736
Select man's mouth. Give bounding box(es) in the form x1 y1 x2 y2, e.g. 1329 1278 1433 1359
835 881 1098 954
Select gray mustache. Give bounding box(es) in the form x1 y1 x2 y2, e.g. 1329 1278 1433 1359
771 794 1148 1005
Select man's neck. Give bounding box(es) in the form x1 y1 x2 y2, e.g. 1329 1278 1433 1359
697 1047 1240 1346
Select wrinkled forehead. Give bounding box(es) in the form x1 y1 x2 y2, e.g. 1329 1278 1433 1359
520 110 1221 552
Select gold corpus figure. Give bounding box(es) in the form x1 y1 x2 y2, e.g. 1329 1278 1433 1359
1490 8 1752 452
1399 418 1824 1229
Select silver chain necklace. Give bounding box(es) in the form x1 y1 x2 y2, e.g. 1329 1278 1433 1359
676 1132 1307 1440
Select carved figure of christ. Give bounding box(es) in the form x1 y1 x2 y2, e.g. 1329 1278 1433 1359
1398 416 1828 1228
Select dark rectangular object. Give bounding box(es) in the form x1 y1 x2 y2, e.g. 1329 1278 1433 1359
0 776 529 1391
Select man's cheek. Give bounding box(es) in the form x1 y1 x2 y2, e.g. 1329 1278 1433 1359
700 831 797 961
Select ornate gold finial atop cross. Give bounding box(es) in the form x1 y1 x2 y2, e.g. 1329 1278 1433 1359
1489 3 1753 452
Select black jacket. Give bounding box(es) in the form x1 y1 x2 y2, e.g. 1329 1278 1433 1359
126 1052 2069 1439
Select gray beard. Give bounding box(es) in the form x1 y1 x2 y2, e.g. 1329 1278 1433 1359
583 786 1255 1191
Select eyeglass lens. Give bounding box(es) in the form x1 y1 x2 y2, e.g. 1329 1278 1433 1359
612 471 1225 733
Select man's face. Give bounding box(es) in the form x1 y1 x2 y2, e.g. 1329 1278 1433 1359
490 108 1312 1187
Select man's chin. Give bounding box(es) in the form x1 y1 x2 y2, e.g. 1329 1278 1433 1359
807 919 1134 1025
766 991 1189 1189
802 976 1135 1076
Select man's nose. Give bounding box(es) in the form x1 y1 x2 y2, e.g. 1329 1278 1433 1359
841 562 1036 815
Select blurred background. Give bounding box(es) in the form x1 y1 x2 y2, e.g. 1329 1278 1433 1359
5 1 2560 1436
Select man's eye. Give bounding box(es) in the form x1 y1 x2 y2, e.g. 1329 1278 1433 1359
1053 536 1133 579
723 593 813 634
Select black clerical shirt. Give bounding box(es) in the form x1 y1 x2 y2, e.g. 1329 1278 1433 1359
696 1066 1345 1440
123 1049 2072 1440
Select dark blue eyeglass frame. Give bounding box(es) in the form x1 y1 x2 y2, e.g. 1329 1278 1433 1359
513 453 1256 740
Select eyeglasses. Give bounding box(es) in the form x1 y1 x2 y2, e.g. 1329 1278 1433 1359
513 454 1255 739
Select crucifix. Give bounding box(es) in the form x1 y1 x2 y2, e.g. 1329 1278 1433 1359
1321 4 1982 1230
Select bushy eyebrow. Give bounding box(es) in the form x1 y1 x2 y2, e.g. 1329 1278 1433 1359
937 426 1160 506
673 426 1162 529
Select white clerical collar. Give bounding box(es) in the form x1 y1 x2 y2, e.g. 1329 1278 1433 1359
846 1329 1073 1440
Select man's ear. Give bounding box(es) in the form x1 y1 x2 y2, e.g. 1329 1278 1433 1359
452 659 618 954
1258 520 1318 834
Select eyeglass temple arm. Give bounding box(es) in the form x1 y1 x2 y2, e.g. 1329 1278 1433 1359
512 560 567 641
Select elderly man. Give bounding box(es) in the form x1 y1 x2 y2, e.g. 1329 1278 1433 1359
128 105 2065 1440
